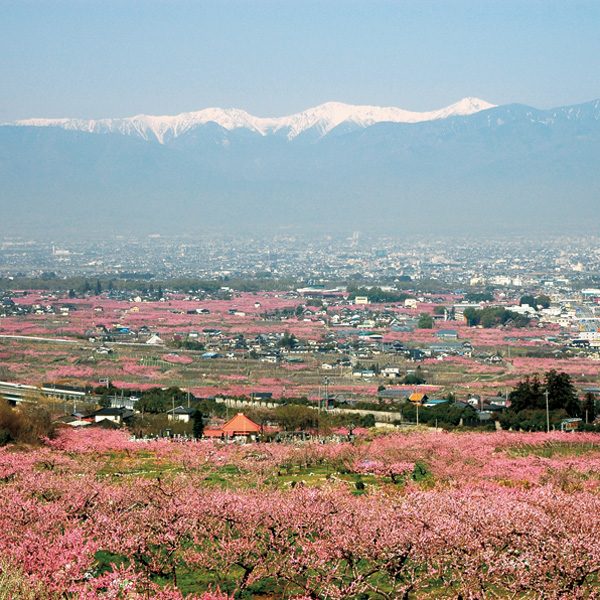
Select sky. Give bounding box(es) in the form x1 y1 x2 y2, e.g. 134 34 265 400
2 0 600 121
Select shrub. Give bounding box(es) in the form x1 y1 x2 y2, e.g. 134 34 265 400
0 398 55 445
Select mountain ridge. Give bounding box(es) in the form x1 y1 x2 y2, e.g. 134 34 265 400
9 97 496 143
2 97 600 236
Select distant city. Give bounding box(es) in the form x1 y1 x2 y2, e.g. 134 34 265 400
1 233 599 286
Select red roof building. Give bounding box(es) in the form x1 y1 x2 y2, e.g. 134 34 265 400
204 413 261 439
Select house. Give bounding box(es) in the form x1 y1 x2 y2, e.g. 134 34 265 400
93 407 134 425
434 329 458 340
381 366 401 377
146 334 164 345
167 406 195 423
409 392 428 404
429 341 463 354
203 413 261 440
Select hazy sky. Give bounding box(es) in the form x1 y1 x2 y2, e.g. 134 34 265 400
2 0 599 121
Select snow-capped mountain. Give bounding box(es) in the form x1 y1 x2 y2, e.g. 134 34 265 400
11 97 496 143
3 97 600 238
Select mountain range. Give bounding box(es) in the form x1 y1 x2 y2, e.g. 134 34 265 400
2 97 600 237
11 98 496 143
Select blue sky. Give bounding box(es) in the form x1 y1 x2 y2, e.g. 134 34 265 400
2 0 599 121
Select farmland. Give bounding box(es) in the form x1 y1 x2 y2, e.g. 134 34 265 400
1 289 597 406
2 428 600 599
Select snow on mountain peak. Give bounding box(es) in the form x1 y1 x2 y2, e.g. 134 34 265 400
11 98 496 142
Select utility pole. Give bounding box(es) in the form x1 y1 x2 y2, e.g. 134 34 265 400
545 389 550 433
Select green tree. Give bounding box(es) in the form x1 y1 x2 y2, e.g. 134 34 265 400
404 373 426 385
98 396 112 408
581 392 596 424
134 386 187 414
274 405 320 431
417 313 433 329
192 410 204 438
134 396 168 414
501 370 580 430
278 331 298 349
470 306 530 329
545 369 579 417
95 279 102 295
463 307 480 327
536 294 551 309
519 294 536 308
360 413 376 428
479 309 497 328
465 291 494 303
509 374 545 413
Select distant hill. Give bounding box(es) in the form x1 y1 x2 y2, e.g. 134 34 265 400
1 98 599 236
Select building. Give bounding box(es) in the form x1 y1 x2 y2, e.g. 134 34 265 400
204 413 262 440
434 329 458 340
167 406 196 423
93 407 134 425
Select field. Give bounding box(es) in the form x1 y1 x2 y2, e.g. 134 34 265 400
2 428 600 599
1 291 597 403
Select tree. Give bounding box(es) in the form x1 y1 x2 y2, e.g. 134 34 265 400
465 291 494 303
463 307 480 327
98 396 112 408
519 294 536 308
274 405 320 431
417 313 433 329
192 410 204 438
545 369 579 417
508 374 545 413
501 370 580 430
466 306 530 329
278 331 297 349
134 386 188 414
95 279 102 295
360 413 376 428
536 294 551 309
581 392 596 424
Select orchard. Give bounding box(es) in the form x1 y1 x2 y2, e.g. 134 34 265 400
2 428 600 599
